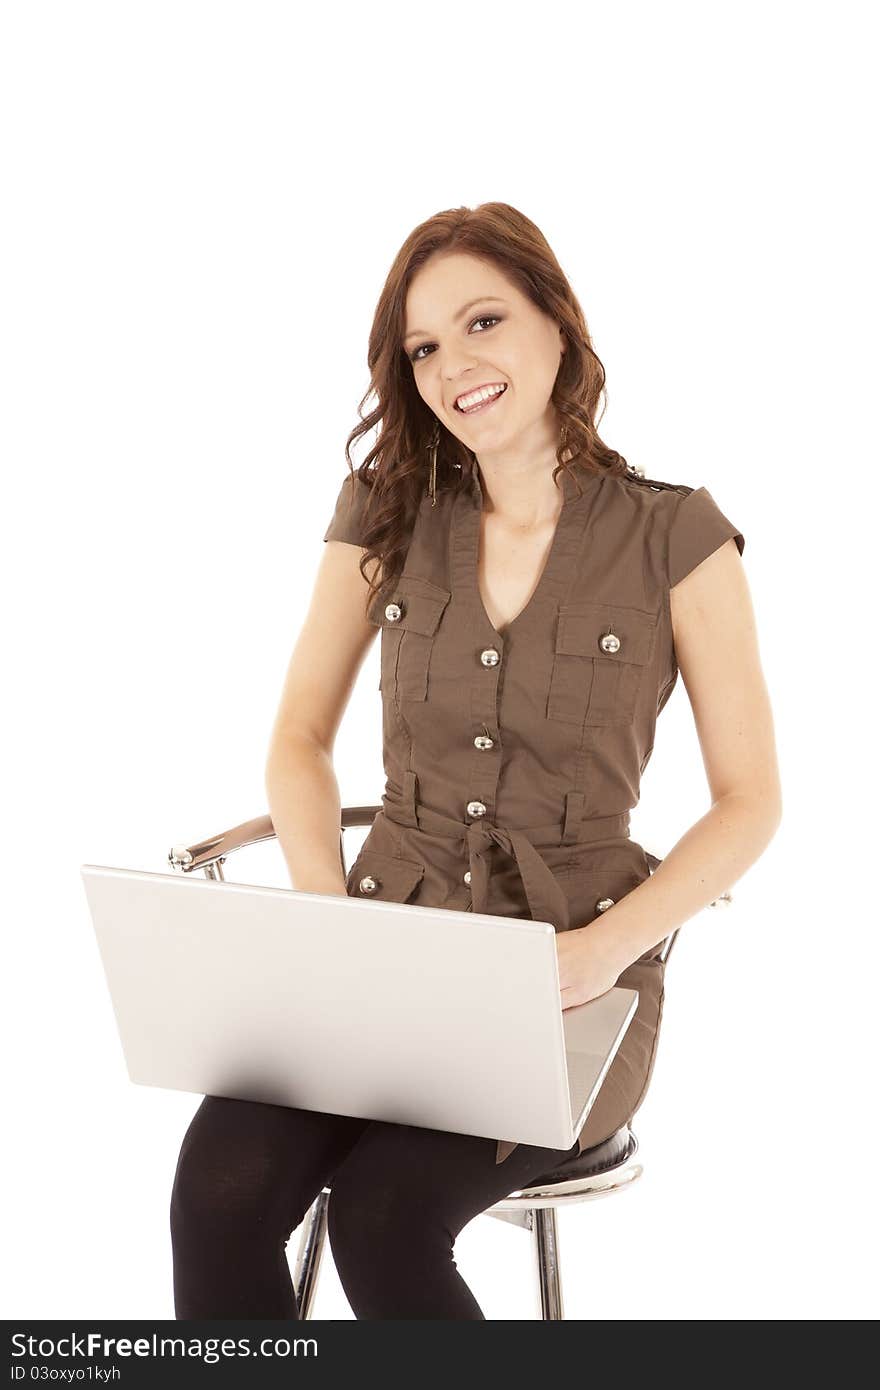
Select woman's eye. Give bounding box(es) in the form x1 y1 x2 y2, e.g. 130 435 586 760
408 315 501 363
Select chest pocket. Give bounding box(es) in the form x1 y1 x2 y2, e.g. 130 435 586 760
368 575 451 702
547 601 658 727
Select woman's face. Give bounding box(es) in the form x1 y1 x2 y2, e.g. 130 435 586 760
402 251 565 457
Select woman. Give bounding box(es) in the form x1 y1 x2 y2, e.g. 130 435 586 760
170 202 782 1319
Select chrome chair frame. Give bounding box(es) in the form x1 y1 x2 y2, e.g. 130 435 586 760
168 805 731 1320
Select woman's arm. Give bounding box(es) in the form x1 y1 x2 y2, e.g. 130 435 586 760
580 535 782 976
264 540 380 895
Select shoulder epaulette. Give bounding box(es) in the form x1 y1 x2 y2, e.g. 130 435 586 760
622 466 693 497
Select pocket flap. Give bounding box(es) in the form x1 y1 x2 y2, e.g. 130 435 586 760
555 602 658 666
368 575 451 635
347 851 425 903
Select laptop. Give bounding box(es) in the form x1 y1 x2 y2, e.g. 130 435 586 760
80 863 639 1152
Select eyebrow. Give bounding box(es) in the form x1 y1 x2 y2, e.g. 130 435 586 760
403 297 507 346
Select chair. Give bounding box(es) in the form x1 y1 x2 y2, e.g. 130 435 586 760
168 805 731 1320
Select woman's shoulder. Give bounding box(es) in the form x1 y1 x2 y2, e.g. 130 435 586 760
599 465 697 529
611 468 746 587
322 470 377 547
615 464 695 497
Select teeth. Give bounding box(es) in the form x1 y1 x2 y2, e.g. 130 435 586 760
456 383 506 411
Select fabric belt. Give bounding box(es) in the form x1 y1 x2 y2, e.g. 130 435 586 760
381 774 631 933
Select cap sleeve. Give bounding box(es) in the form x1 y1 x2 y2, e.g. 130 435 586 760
322 473 374 547
667 486 745 589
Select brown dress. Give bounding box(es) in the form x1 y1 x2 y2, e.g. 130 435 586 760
323 460 745 1164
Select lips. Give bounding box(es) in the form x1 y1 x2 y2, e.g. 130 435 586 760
453 383 508 412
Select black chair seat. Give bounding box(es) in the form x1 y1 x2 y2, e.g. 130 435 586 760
520 1126 633 1188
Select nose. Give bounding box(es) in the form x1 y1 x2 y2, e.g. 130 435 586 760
442 349 489 381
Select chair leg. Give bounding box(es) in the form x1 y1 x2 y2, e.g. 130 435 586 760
532 1206 565 1320
292 1191 330 1320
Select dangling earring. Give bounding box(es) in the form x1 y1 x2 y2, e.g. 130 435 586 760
427 422 440 506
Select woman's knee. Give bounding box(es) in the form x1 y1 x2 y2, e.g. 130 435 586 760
169 1100 293 1236
327 1169 448 1264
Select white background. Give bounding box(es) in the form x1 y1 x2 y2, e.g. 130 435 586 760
2 0 877 1321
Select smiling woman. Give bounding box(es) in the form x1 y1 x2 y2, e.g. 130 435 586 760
173 201 779 1323
327 202 635 617
401 252 569 497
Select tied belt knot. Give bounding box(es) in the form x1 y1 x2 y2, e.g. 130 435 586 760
381 774 631 934
465 817 573 933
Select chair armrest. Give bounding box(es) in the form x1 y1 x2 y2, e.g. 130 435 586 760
168 804 384 874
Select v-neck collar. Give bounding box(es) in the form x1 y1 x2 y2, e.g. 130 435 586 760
452 462 603 643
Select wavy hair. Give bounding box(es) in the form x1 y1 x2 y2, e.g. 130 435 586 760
340 201 631 608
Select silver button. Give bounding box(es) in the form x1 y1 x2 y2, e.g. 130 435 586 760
480 647 501 667
466 800 487 817
463 870 471 885
599 630 621 654
385 602 403 622
474 734 494 750
359 875 380 894
596 897 615 913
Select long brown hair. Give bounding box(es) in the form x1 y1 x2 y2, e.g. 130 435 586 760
340 201 631 608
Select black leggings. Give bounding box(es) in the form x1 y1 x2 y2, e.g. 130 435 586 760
170 1095 580 1320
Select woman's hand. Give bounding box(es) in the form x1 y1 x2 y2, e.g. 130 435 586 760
555 925 628 1011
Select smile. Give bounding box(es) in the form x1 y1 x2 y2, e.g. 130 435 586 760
455 383 508 415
